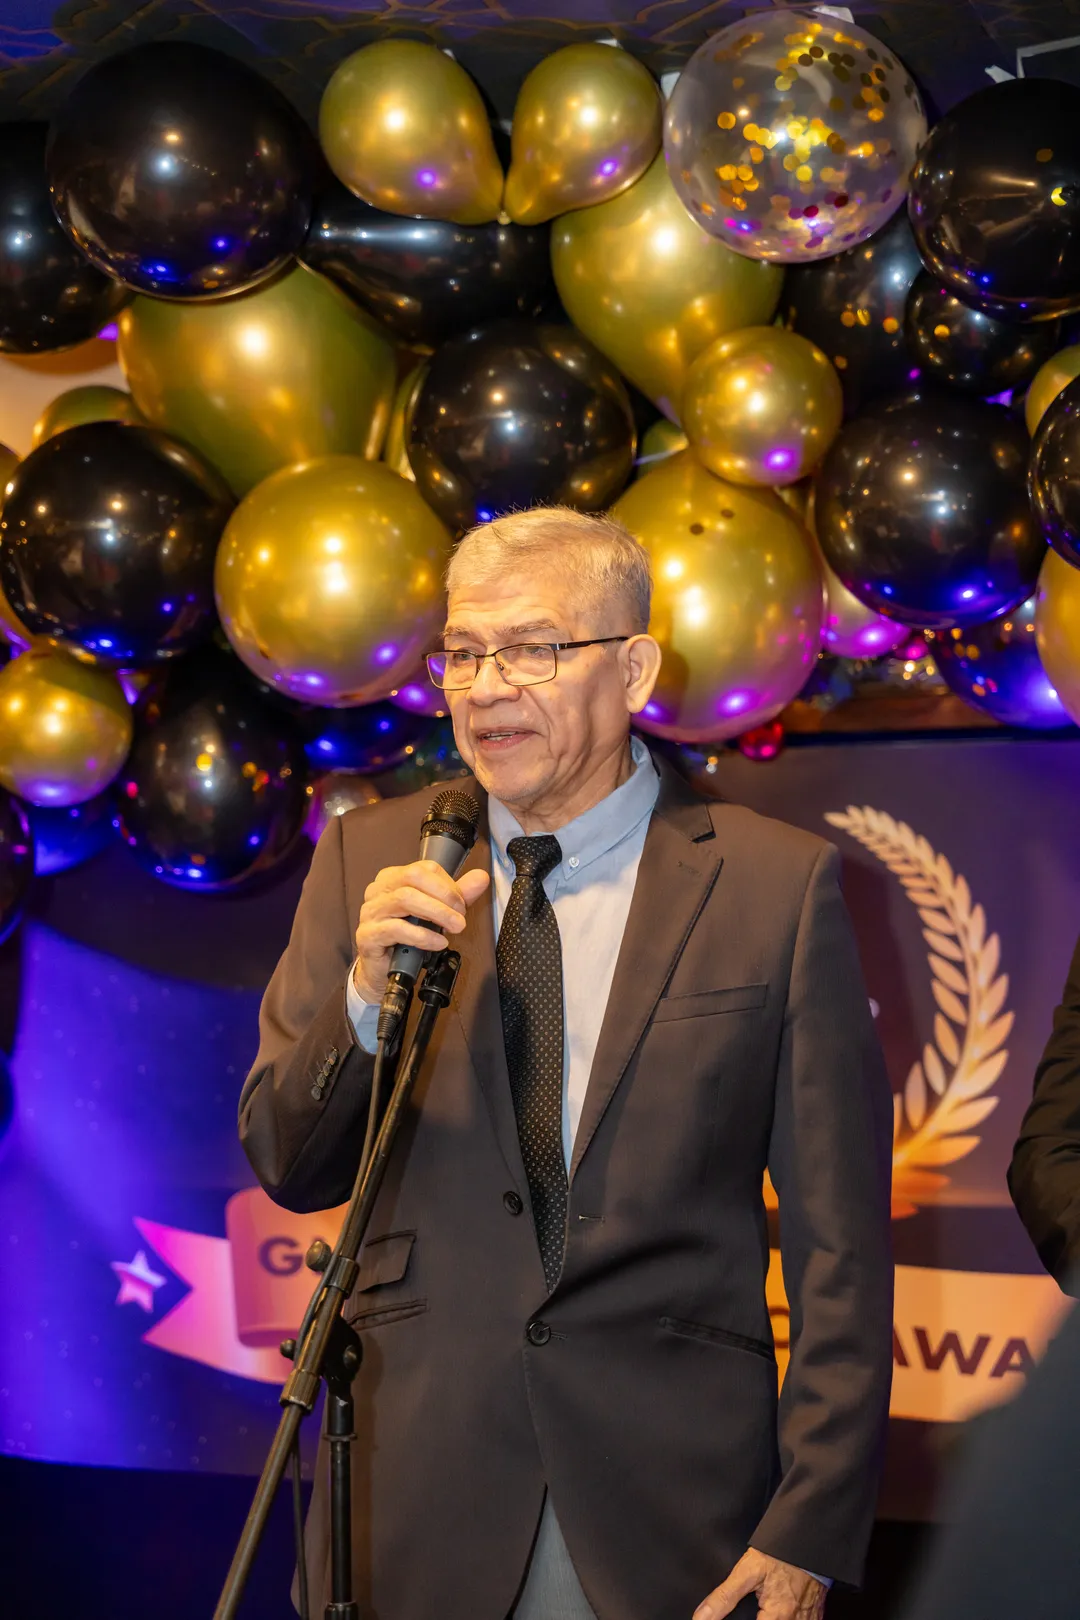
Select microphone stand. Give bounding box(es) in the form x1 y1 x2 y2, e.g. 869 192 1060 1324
214 948 461 1620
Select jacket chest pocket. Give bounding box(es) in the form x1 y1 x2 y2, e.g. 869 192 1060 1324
344 1231 426 1328
652 983 768 1023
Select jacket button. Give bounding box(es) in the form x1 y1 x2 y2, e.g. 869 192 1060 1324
503 1191 523 1216
526 1319 551 1347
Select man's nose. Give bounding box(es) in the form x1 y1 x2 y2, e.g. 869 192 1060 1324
468 654 521 706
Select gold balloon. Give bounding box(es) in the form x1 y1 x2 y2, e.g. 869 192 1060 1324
636 418 687 477
504 44 661 225
682 326 843 486
1036 547 1080 725
319 41 503 225
0 644 132 806
551 153 783 419
31 385 143 449
613 450 822 743
1026 345 1080 434
383 361 428 482
118 266 396 497
215 455 453 707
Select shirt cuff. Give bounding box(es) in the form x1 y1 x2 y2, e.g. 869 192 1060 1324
804 1572 832 1590
345 965 380 1054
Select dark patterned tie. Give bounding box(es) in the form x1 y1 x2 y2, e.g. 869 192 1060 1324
497 834 567 1292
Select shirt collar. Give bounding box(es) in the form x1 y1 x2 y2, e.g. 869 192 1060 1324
488 735 659 883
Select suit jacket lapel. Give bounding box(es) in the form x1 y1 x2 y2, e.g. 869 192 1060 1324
569 757 723 1182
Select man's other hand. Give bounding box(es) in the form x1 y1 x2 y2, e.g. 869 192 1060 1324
353 859 491 1003
694 1549 827 1620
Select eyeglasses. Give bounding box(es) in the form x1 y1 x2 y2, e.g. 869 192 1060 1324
426 638 629 691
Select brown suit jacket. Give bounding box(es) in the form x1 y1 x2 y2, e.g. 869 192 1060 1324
240 755 894 1620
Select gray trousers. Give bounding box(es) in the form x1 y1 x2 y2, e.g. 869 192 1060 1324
511 1499 598 1620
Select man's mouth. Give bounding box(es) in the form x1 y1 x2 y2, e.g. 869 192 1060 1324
474 728 533 750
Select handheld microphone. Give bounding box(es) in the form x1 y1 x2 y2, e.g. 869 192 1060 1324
377 788 481 1043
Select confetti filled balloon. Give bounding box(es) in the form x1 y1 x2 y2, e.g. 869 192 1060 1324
816 390 1043 628
215 456 452 707
0 645 132 806
1026 345 1080 435
31 385 143 448
613 450 822 743
909 79 1080 322
47 43 314 299
784 207 924 415
29 792 114 874
1029 376 1080 568
305 771 382 844
319 41 503 226
504 44 661 225
0 789 32 943
297 701 433 774
118 265 396 496
929 596 1072 729
905 275 1061 395
664 9 926 263
682 326 842 486
551 153 782 419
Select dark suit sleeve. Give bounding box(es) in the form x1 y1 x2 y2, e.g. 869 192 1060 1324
1008 934 1080 1291
751 845 894 1588
239 811 377 1214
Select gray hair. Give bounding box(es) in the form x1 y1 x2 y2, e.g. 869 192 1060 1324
446 507 652 633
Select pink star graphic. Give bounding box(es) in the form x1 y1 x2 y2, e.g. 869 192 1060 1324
111 1249 167 1313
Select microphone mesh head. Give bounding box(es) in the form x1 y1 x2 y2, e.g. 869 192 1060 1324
430 789 480 831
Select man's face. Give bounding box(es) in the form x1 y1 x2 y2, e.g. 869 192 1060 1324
443 562 658 824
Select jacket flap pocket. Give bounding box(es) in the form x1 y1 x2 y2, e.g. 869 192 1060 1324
356 1231 415 1292
653 983 768 1023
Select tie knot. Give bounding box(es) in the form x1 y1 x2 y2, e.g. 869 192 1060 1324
507 834 562 883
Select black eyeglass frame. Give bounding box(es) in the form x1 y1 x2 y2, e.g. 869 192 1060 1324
425 636 630 690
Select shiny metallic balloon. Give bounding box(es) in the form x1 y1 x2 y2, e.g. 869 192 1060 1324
301 182 553 350
305 771 382 844
682 326 842 486
613 450 822 743
0 645 132 806
380 718 469 795
0 789 32 943
319 41 503 226
1036 548 1080 726
0 442 27 653
905 275 1061 395
118 266 396 496
930 595 1072 729
297 701 433 774
31 385 144 449
0 421 233 666
816 390 1044 628
665 10 926 263
29 792 114 874
1026 345 1080 435
636 419 688 477
215 455 452 707
407 319 636 534
910 79 1080 322
47 43 313 300
551 153 782 420
504 44 661 225
784 206 924 415
1029 376 1080 568
388 664 449 720
115 648 307 890
383 362 427 483
0 123 125 354
801 487 905 658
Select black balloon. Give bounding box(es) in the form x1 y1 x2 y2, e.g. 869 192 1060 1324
1029 374 1080 568
301 182 554 350
299 701 434 774
46 42 314 299
909 78 1080 322
116 649 308 890
929 596 1073 730
0 123 124 354
815 390 1044 629
0 422 233 666
408 319 636 534
905 273 1061 395
0 788 33 943
784 208 924 416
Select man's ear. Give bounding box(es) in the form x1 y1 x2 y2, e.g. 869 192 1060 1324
623 634 663 714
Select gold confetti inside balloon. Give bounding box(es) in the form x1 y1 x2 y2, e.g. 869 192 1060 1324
118 265 396 496
319 41 504 225
383 361 427 482
0 644 132 806
1036 547 1080 726
664 9 926 263
613 449 822 742
31 385 143 449
682 325 842 485
1026 345 1080 435
552 153 783 419
504 44 662 225
215 456 453 707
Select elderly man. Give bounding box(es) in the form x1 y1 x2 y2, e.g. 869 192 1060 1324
240 507 893 1620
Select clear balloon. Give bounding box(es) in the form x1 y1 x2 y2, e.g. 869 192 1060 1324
504 44 661 225
551 153 782 419
0 645 132 806
319 41 503 226
118 266 396 497
47 43 314 299
929 596 1072 730
215 456 452 707
904 275 1061 395
305 772 382 845
664 10 926 263
612 450 822 743
1029 376 1080 568
29 792 114 874
31 385 143 448
0 789 33 943
1026 345 1080 435
682 326 842 486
